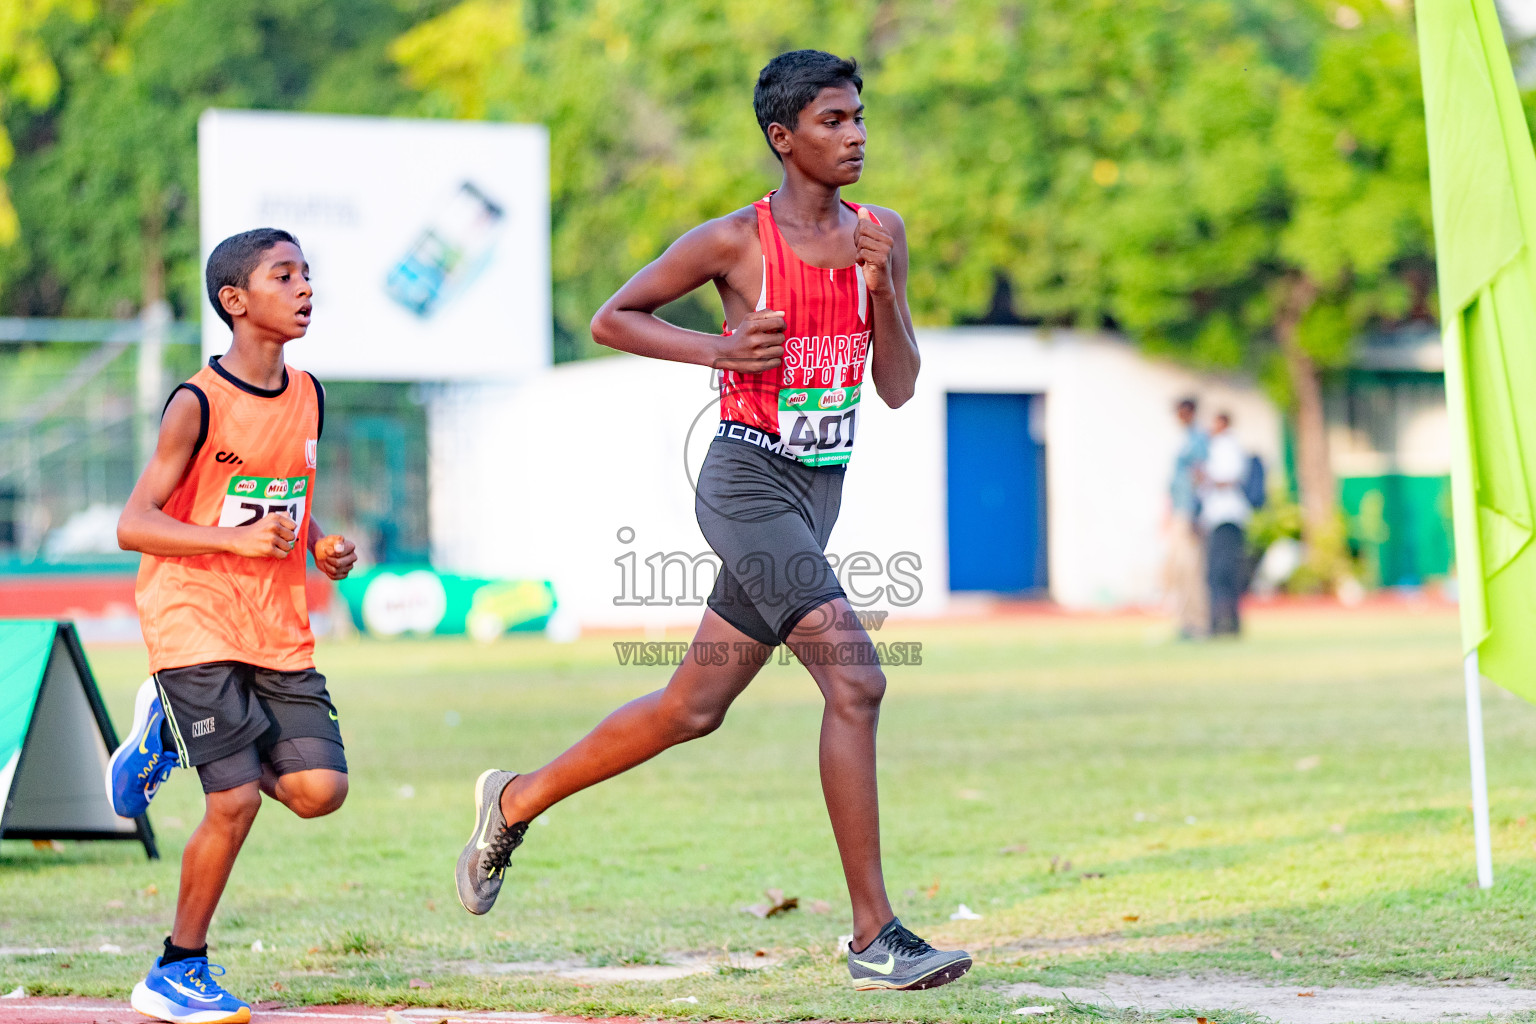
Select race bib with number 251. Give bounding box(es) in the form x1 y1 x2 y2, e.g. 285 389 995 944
218 475 308 529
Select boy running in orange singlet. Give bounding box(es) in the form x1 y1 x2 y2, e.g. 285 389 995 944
455 50 971 992
108 228 357 1023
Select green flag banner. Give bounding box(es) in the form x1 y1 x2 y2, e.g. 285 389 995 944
0 621 57 799
1419 0 1536 704
0 620 157 857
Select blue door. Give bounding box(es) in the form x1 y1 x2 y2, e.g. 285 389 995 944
946 393 1047 593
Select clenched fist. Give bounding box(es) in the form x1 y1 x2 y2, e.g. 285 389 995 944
714 309 785 372
854 206 894 296
231 512 298 559
313 534 357 580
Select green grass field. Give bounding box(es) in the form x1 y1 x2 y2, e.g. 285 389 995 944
3 607 1536 1022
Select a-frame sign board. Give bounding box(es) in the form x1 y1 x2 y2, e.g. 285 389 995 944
0 620 157 858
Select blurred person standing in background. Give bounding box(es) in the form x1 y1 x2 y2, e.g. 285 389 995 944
1200 411 1252 637
1168 397 1209 640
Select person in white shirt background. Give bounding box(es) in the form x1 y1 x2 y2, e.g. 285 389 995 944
1167 397 1210 640
1199 411 1252 636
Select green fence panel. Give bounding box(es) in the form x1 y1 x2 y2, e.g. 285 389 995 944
1340 474 1454 586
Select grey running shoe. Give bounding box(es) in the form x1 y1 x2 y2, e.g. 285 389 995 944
847 918 972 991
455 769 528 915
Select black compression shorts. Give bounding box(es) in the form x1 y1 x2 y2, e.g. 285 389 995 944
694 430 848 646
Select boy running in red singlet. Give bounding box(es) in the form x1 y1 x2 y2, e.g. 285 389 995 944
456 51 970 992
108 229 357 1023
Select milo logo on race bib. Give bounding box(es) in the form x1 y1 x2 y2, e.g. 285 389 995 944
217 474 309 530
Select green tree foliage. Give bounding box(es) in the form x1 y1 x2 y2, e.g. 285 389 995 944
890 0 1428 559
871 0 1308 340
391 0 1429 347
393 0 889 357
0 0 435 317
0 0 1446 558
0 0 95 252
0 1 1440 341
881 1 1430 564
393 0 1431 562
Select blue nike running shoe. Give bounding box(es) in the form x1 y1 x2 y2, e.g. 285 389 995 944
106 677 178 818
131 956 250 1024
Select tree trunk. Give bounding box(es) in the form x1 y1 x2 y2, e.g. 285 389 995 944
141 213 165 310
1274 273 1344 580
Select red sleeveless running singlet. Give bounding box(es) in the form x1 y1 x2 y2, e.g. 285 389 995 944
718 192 876 468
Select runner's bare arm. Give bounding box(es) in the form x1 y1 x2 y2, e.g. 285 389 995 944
591 214 786 372
117 389 298 560
856 206 920 408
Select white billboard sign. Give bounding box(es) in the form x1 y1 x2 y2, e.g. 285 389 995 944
198 109 550 381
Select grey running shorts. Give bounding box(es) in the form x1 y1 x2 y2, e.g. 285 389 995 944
154 662 346 793
695 429 847 646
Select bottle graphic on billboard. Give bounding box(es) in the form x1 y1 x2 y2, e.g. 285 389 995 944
385 181 506 318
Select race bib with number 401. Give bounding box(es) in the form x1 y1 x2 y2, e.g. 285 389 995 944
218 475 308 529
778 384 859 468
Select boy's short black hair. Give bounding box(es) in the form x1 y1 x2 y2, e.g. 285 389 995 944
754 50 862 161
205 228 299 328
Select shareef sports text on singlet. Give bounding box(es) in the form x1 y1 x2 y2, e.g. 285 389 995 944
776 327 869 466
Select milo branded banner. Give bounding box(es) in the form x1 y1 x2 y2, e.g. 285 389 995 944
335 566 555 641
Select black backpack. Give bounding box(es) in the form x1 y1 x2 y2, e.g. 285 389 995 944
1242 454 1267 510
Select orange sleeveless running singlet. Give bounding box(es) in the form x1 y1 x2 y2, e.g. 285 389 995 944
135 357 322 673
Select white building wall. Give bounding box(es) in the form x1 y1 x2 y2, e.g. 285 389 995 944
428 328 1281 629
1396 400 1452 476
